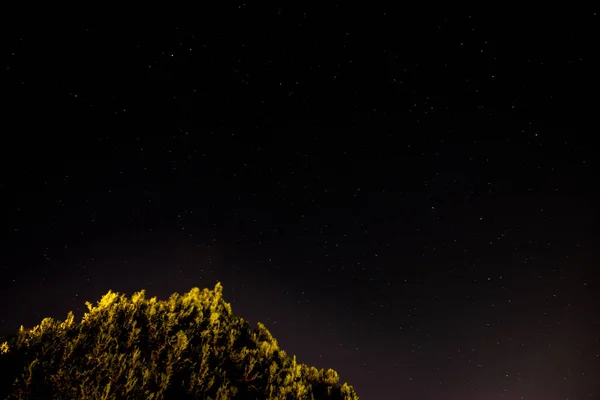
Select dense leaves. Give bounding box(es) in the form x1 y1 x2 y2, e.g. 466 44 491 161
0 283 358 399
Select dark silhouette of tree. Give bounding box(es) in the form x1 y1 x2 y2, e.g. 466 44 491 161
0 283 359 399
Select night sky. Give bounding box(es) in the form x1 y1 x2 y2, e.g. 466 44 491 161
2 10 599 399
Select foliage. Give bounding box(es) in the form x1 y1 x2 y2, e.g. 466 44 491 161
0 283 359 399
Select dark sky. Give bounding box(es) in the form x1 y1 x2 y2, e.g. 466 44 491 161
2 10 599 399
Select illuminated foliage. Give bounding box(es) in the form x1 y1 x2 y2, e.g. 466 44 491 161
0 282 359 399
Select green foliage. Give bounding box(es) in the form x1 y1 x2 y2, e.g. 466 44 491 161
0 282 359 399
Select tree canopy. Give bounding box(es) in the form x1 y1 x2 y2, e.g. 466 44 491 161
0 282 359 399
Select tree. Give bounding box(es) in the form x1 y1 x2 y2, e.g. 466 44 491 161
0 282 359 399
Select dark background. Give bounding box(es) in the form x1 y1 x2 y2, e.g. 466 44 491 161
1 9 598 399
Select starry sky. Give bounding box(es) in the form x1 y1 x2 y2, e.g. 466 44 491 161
1 10 598 399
